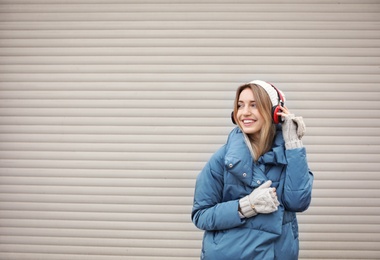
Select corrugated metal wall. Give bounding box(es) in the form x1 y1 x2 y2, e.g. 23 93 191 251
0 1 379 259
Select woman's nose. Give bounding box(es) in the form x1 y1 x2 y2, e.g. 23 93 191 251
243 105 251 115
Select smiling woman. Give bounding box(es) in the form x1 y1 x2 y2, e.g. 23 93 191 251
192 80 314 260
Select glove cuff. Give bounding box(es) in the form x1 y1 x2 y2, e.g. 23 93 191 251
285 139 303 150
239 196 257 218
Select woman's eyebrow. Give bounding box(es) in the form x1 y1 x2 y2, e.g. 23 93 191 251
238 100 256 103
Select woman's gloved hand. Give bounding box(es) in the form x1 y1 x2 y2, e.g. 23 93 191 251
282 113 306 150
239 180 280 218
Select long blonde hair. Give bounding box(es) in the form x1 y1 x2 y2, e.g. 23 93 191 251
233 83 276 161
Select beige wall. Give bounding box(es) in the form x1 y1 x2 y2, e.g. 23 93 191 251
0 1 379 259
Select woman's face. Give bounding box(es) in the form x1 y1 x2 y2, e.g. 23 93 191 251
236 87 265 137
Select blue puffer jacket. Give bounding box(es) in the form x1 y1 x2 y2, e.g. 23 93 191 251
192 127 313 260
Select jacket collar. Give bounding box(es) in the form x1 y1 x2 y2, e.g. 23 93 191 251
227 126 287 166
258 125 287 166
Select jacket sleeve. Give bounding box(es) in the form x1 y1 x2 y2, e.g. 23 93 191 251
191 146 245 231
283 147 314 212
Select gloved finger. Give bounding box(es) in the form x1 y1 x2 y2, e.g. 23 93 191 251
268 189 280 207
258 180 272 190
269 191 279 204
292 116 306 139
277 108 289 122
268 199 278 211
269 188 276 199
286 114 296 121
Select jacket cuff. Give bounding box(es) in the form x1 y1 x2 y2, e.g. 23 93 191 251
239 196 257 218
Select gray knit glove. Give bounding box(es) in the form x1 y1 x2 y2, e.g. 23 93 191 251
282 114 306 149
239 181 280 218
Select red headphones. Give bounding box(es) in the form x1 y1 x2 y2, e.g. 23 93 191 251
269 83 285 124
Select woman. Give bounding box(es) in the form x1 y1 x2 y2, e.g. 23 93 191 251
191 80 314 260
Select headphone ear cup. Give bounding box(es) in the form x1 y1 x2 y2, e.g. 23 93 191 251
272 105 282 124
231 111 237 125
